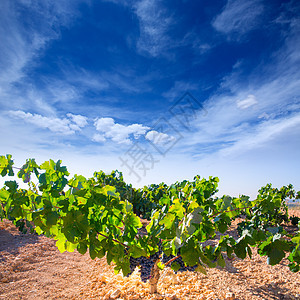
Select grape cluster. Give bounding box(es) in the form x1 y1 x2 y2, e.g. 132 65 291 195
125 256 141 277
126 252 161 282
126 249 197 282
140 257 153 282
161 253 197 273
126 242 197 282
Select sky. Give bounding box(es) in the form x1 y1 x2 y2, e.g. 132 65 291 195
0 0 299 199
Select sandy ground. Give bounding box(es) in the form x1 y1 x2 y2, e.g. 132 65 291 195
0 211 300 300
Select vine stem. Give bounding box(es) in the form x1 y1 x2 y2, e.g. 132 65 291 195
164 254 181 266
12 166 22 170
149 259 160 294
96 231 129 249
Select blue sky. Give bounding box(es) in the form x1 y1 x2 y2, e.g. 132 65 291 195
0 0 299 198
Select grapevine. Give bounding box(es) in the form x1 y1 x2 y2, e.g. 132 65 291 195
0 154 299 294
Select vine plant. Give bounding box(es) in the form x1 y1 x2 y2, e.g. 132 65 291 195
0 154 299 294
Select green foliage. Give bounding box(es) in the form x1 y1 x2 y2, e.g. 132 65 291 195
0 154 14 177
0 154 299 279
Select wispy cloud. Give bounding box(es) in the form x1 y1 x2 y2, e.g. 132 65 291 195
134 0 174 57
178 10 300 157
0 0 83 87
8 110 87 135
220 113 300 156
0 0 90 124
162 81 199 101
212 0 264 39
236 94 257 109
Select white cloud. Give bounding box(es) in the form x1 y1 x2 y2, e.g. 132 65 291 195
94 117 150 144
94 117 115 132
236 94 257 109
8 110 88 135
145 130 175 145
92 133 106 142
67 113 88 128
212 0 264 39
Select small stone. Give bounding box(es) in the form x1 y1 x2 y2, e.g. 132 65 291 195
225 292 236 300
99 275 108 283
104 289 113 300
110 289 121 299
165 294 179 300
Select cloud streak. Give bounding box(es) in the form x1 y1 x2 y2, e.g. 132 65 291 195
0 0 82 87
178 11 300 159
236 94 257 109
219 113 300 156
134 0 174 57
8 111 87 135
212 0 264 39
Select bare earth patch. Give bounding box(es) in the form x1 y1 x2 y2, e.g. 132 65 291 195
1 211 299 300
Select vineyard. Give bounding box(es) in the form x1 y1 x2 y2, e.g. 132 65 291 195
0 154 300 299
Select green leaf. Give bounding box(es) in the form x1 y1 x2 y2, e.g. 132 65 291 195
267 247 285 265
129 245 147 258
10 206 23 218
77 196 87 205
125 212 142 228
170 261 181 272
116 259 131 276
169 199 185 219
89 247 97 259
125 201 133 213
181 239 200 266
157 261 165 270
5 181 18 192
159 196 170 206
187 207 203 224
159 213 175 229
0 154 14 177
46 211 59 226
234 239 247 259
217 254 226 268
195 263 207 274
292 235 300 244
39 173 47 185
267 239 290 265
0 189 10 201
66 241 77 252
56 239 67 253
